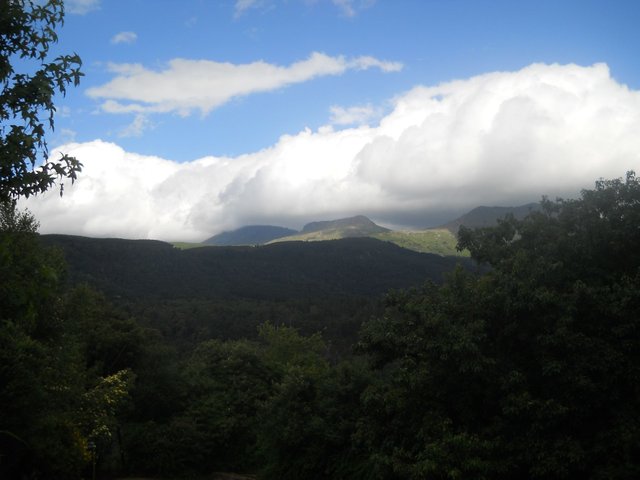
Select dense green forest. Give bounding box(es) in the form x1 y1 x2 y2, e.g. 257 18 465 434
39 234 472 353
1 3 639 479
2 173 640 479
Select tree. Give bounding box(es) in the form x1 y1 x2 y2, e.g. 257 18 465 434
0 202 85 478
0 204 136 479
357 173 640 479
1 0 83 201
0 4 88 476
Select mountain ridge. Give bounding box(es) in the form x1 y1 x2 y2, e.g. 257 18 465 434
204 225 297 246
301 215 390 235
197 204 539 256
41 234 473 301
440 203 540 233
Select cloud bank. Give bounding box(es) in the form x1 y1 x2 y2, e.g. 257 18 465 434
23 63 640 241
86 53 403 117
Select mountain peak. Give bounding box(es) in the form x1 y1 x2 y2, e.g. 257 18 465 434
441 203 540 233
301 215 389 235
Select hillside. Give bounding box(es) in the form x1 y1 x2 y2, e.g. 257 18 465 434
41 234 473 302
269 215 390 243
301 215 390 235
201 208 540 256
204 225 297 246
441 203 540 233
373 228 466 257
270 216 465 256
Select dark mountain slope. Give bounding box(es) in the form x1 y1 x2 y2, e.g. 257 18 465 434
441 203 540 234
204 225 297 246
41 234 471 301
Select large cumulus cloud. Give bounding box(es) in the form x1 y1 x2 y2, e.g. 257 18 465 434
22 63 640 241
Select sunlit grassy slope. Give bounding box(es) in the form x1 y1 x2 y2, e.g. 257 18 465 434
373 229 468 257
268 228 369 243
268 227 467 257
171 242 209 250
173 215 472 256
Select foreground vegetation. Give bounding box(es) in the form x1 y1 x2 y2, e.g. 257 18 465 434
2 172 639 479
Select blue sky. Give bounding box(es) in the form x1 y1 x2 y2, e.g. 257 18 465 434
54 0 640 159
20 0 640 240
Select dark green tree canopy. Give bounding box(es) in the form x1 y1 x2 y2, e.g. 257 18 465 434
458 170 640 282
0 0 82 201
356 172 640 479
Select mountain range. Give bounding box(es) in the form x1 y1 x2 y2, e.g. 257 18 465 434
200 204 540 256
35 203 534 342
204 215 388 246
439 203 540 233
41 235 473 302
204 225 297 246
36 203 537 305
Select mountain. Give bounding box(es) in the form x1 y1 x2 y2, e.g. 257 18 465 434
441 203 540 233
194 206 540 257
302 215 390 235
268 215 464 256
271 215 390 243
40 234 473 301
199 215 465 256
202 216 388 247
372 229 464 257
204 225 297 246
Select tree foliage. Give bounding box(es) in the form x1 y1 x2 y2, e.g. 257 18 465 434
1 0 82 201
0 204 136 479
3 169 639 479
356 172 640 479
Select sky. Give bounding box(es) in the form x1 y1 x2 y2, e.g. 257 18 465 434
18 0 640 241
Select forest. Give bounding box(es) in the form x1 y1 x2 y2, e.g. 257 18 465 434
2 2 639 479
2 173 640 479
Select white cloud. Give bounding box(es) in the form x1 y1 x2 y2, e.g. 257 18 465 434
119 114 153 137
23 63 640 241
86 52 403 116
65 0 100 15
330 104 379 125
111 31 138 45
350 55 402 72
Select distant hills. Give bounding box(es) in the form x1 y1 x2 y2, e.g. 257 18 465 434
204 225 297 246
35 205 543 302
41 235 473 302
204 215 389 247
196 204 540 256
36 204 539 333
301 215 389 235
272 215 390 243
440 203 540 233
